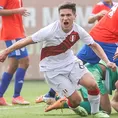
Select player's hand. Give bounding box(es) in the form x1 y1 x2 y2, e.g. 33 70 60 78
98 10 108 17
17 7 30 17
106 61 117 72
113 47 118 60
0 50 8 62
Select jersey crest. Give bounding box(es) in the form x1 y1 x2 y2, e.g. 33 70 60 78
41 31 80 60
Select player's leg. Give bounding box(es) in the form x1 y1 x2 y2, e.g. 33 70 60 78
11 39 30 105
0 58 18 106
45 94 91 114
45 87 110 115
12 57 30 105
45 61 109 117
44 88 56 98
111 89 118 112
100 94 111 114
79 73 100 112
79 87 91 114
69 60 100 115
91 63 111 114
109 70 118 112
35 88 56 105
86 62 112 114
44 71 88 116
78 70 109 117
0 40 19 106
43 88 56 104
69 60 109 117
45 62 111 115
45 87 91 113
80 86 111 114
45 97 68 112
97 68 111 114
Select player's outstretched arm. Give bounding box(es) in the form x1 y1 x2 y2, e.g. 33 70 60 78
0 36 33 62
0 7 30 16
89 42 116 72
88 10 108 24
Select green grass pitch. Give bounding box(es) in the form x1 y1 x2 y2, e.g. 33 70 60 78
0 80 118 118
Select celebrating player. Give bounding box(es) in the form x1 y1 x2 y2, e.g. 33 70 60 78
0 2 116 117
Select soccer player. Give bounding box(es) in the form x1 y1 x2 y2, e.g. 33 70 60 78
0 0 30 105
45 61 118 115
77 4 118 65
0 2 116 117
88 0 115 24
37 0 117 103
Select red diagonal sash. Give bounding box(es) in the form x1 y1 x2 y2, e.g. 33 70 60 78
40 31 80 60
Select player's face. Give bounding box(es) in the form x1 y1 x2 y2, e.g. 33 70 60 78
59 9 76 33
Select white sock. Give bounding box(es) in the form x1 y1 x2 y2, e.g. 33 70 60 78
88 94 100 114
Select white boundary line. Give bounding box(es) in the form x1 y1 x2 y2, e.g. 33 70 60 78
0 104 44 110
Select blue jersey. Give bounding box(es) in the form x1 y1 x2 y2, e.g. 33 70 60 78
77 40 118 66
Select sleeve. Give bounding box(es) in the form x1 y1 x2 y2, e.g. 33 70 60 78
92 4 101 14
0 0 7 9
31 25 52 43
78 26 95 45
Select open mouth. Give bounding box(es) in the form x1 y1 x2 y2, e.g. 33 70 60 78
64 22 69 25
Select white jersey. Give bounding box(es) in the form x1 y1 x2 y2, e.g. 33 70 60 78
31 20 94 71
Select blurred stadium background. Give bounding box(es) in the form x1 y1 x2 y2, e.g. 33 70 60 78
0 0 117 80
0 1 118 118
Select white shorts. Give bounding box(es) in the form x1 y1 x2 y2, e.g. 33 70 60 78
44 60 89 98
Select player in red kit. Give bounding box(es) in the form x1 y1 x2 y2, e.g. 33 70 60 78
77 4 118 65
0 0 30 105
88 0 116 24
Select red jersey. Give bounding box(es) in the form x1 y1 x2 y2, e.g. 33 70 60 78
92 1 115 21
90 5 118 43
0 0 25 40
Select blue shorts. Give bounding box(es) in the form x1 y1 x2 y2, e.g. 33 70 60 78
5 38 28 60
77 41 118 66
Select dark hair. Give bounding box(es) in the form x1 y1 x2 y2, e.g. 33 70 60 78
58 2 76 14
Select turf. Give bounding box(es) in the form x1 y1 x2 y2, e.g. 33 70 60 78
0 80 118 118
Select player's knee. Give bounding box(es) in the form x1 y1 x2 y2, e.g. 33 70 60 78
9 63 18 70
68 93 82 108
68 98 81 108
23 59 29 69
88 85 100 95
87 82 98 90
7 63 18 73
19 57 29 69
73 98 81 107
